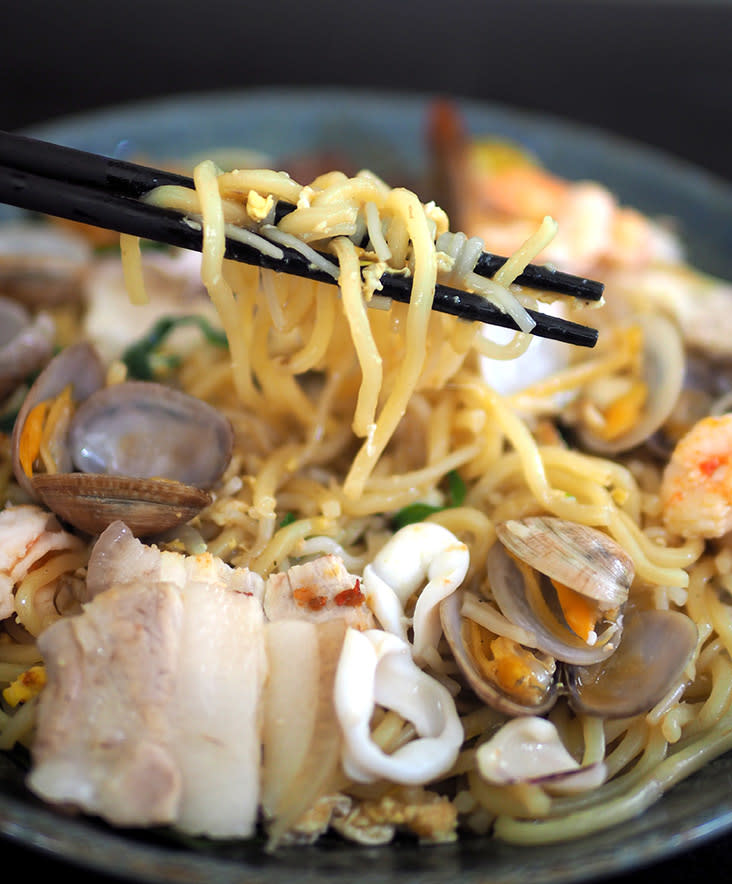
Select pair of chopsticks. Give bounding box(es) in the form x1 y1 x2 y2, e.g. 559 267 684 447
0 129 602 347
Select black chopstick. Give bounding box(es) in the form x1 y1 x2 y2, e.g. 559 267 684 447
0 130 605 302
0 129 601 347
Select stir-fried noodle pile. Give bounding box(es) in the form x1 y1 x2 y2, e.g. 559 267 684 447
2 117 732 849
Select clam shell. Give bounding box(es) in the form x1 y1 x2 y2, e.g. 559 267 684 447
11 341 231 538
0 222 91 307
495 516 633 610
486 541 623 665
32 473 211 537
0 296 55 401
11 341 105 496
566 609 698 718
578 313 685 455
67 381 234 488
440 589 558 716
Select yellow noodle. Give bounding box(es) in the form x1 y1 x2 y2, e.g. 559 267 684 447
581 716 607 766
284 282 338 374
119 233 148 304
331 237 383 436
251 516 335 575
0 662 29 683
493 216 558 288
0 643 42 666
14 548 88 636
690 651 732 733
0 695 39 750
194 161 253 404
494 718 732 844
704 582 732 662
342 189 438 497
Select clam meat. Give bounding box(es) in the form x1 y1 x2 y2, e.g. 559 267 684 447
440 589 558 716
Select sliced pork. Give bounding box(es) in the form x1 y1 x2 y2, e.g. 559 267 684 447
171 579 265 837
28 580 184 826
86 520 265 601
264 554 375 630
28 521 268 838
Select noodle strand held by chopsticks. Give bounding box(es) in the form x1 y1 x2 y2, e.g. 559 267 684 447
331 236 383 438
343 188 438 497
194 160 254 404
119 234 148 305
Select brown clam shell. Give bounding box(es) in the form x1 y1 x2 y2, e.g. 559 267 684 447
495 516 634 610
11 341 105 497
0 297 55 402
577 313 685 456
32 473 211 537
566 609 698 719
440 589 558 716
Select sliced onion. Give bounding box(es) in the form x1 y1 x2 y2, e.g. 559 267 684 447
261 620 319 818
262 618 346 848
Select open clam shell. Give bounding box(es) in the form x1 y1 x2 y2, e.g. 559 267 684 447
566 609 698 718
11 341 233 536
440 589 558 716
495 516 633 611
0 296 55 402
0 222 91 308
577 313 685 455
486 538 625 666
67 381 233 488
11 341 106 497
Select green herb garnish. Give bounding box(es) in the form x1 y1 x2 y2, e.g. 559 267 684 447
391 469 468 530
122 315 228 380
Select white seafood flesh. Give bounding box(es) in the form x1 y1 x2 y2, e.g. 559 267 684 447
334 628 463 785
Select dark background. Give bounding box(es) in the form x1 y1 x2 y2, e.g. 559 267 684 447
1 1 732 883
2 0 731 183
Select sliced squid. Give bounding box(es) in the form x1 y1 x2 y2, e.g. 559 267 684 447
334 628 463 786
360 522 469 665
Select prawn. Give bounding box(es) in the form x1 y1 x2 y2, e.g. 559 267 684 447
360 522 469 666
660 414 732 538
0 504 84 630
427 99 675 277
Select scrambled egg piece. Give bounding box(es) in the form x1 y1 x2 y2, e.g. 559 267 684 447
3 665 46 706
246 190 275 222
333 787 458 845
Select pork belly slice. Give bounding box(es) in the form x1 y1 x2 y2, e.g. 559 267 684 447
86 520 265 602
264 555 375 630
28 580 184 826
29 568 267 837
171 581 266 837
